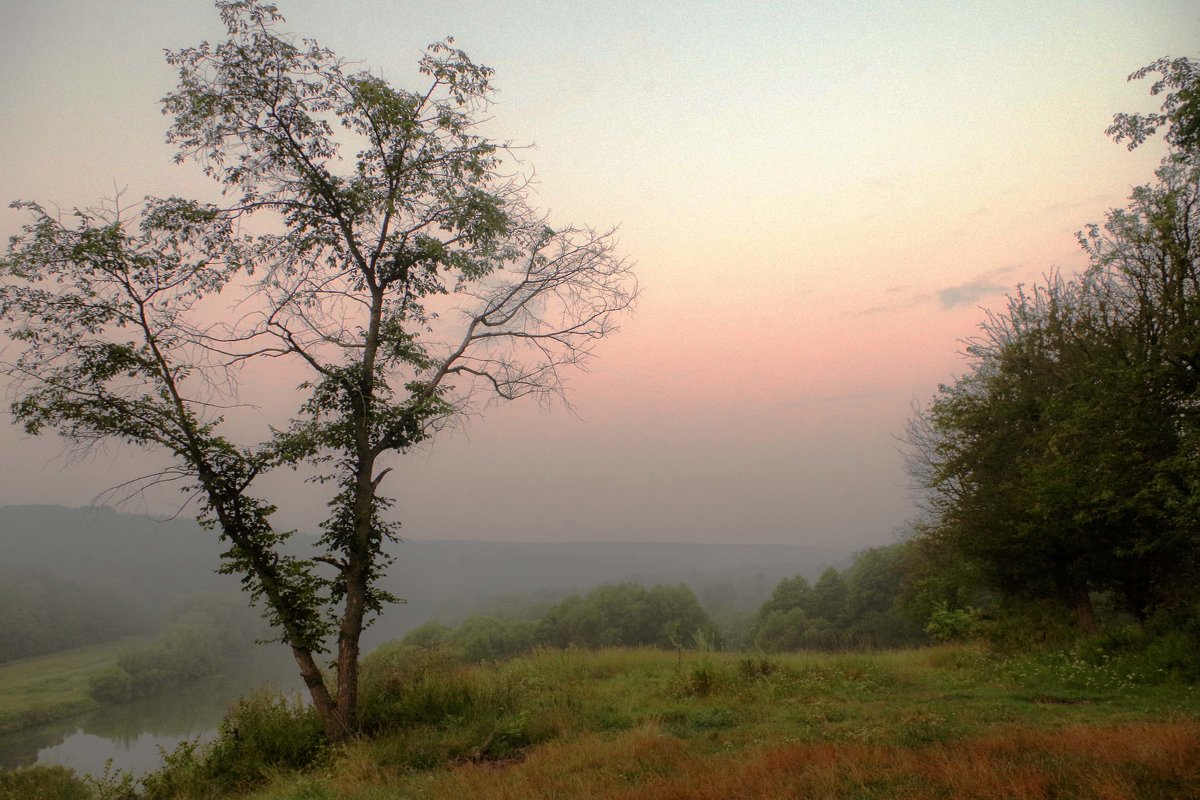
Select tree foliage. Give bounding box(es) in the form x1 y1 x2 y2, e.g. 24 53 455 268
0 570 150 664
908 57 1200 629
749 545 926 651
401 582 719 659
0 1 634 741
537 583 717 650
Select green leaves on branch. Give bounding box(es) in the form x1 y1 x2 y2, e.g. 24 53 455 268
909 58 1200 625
1 0 634 741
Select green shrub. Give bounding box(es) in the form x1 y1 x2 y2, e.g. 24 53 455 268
0 765 93 800
538 583 717 650
446 616 538 662
678 659 727 697
976 599 1078 652
736 656 780 680
924 602 981 643
400 621 451 649
1141 630 1200 681
208 692 325 779
87 667 133 704
140 691 324 798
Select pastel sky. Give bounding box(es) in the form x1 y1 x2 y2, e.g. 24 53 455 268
1 1 1196 549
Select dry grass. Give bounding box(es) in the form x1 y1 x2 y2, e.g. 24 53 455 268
194 646 1200 799
406 720 1200 800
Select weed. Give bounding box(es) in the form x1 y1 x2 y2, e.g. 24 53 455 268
138 690 324 799
0 765 93 800
736 657 779 681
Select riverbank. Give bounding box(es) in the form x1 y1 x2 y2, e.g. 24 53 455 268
0 641 138 735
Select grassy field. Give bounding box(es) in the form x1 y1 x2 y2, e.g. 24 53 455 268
222 644 1200 800
4 643 1197 798
0 640 137 734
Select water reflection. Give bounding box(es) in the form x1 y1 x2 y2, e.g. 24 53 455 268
0 650 300 776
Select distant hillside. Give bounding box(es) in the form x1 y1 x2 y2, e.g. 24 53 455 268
0 505 233 596
0 505 853 643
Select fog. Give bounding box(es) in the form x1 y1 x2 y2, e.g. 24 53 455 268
2 1 1197 553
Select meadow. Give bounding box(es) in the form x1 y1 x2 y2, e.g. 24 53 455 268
0 641 136 735
7 642 1193 799
279 645 1198 800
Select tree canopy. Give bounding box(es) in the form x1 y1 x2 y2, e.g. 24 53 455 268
907 57 1200 629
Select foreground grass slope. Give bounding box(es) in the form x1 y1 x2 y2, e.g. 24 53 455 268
5 644 1198 799
249 645 1199 799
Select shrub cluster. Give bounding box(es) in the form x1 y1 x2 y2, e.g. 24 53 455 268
87 595 270 704
401 582 719 662
749 546 926 652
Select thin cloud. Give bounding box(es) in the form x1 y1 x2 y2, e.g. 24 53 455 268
936 281 1005 309
854 266 1018 315
935 266 1017 309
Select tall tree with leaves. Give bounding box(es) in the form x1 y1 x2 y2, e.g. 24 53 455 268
0 1 635 741
907 56 1200 628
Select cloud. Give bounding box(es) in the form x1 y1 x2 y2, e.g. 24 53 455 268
935 266 1017 309
854 266 1018 315
936 281 1005 308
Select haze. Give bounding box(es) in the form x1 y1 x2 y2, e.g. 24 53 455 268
1 0 1197 548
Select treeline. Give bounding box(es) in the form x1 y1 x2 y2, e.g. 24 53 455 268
0 570 153 663
0 505 240 665
399 583 721 661
748 546 925 650
398 545 940 660
87 595 272 703
905 58 1200 651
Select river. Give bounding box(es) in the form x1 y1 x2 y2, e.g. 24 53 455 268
0 651 301 777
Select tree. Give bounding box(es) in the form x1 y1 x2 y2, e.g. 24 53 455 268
1107 57 1200 157
535 583 716 650
907 57 1200 629
0 2 635 741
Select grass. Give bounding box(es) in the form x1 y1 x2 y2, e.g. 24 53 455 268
0 640 144 734
6 644 1199 798
235 644 1199 800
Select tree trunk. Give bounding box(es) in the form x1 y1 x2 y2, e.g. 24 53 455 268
1073 586 1099 634
292 646 347 742
334 573 366 740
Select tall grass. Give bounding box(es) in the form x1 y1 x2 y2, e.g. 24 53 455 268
6 643 1199 799
382 720 1200 800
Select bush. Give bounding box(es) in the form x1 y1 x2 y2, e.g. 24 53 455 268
1141 630 1200 682
140 691 324 798
538 583 717 650
924 602 981 643
0 765 93 800
208 692 325 780
359 647 480 731
400 621 451 649
447 617 538 662
976 599 1079 652
87 667 133 704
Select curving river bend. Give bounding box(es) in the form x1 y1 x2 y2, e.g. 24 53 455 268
0 652 301 777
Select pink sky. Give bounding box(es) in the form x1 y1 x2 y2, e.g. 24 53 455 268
1 1 1196 549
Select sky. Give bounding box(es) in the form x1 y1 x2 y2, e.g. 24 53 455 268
1 0 1197 549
